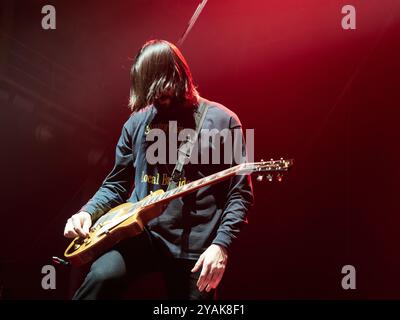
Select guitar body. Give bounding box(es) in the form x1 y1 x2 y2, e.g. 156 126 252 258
64 189 166 266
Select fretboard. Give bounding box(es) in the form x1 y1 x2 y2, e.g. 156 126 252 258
139 164 243 207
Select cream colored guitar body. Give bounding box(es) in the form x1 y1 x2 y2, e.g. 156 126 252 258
64 190 165 266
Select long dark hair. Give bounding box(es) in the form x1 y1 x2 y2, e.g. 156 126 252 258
129 40 199 111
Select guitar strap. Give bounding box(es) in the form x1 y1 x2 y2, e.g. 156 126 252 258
167 101 209 191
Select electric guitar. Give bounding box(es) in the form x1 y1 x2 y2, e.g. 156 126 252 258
64 159 293 266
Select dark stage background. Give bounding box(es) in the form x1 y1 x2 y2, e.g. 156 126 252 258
1 0 399 299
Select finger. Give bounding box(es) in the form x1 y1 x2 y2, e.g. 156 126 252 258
197 263 211 292
205 283 213 292
209 269 223 290
191 255 205 273
201 266 215 292
64 225 79 238
64 220 78 238
82 216 92 234
196 262 209 290
205 270 217 292
65 230 79 238
71 216 87 238
63 219 71 235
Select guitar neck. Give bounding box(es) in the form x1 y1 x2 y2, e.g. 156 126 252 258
136 158 292 215
141 164 243 207
98 159 291 232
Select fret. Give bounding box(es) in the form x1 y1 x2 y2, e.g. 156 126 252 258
180 184 190 191
212 172 221 178
192 180 201 187
170 188 180 195
146 198 155 205
149 195 156 203
152 194 162 202
225 167 236 174
211 173 222 180
140 165 242 206
163 191 172 199
179 183 192 193
159 192 168 200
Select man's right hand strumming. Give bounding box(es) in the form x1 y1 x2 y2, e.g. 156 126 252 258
64 211 92 238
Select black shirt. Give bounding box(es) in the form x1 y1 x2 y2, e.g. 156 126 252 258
81 97 254 260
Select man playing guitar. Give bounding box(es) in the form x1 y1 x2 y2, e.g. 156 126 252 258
64 40 254 300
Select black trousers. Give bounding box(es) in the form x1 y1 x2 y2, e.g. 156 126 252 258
72 228 216 300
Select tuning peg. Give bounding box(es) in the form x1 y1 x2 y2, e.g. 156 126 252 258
267 174 273 182
277 173 283 182
256 175 264 182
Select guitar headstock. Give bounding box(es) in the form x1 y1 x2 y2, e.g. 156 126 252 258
237 158 294 182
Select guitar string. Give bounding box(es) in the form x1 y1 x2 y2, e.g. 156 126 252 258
95 164 245 234
93 161 288 234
